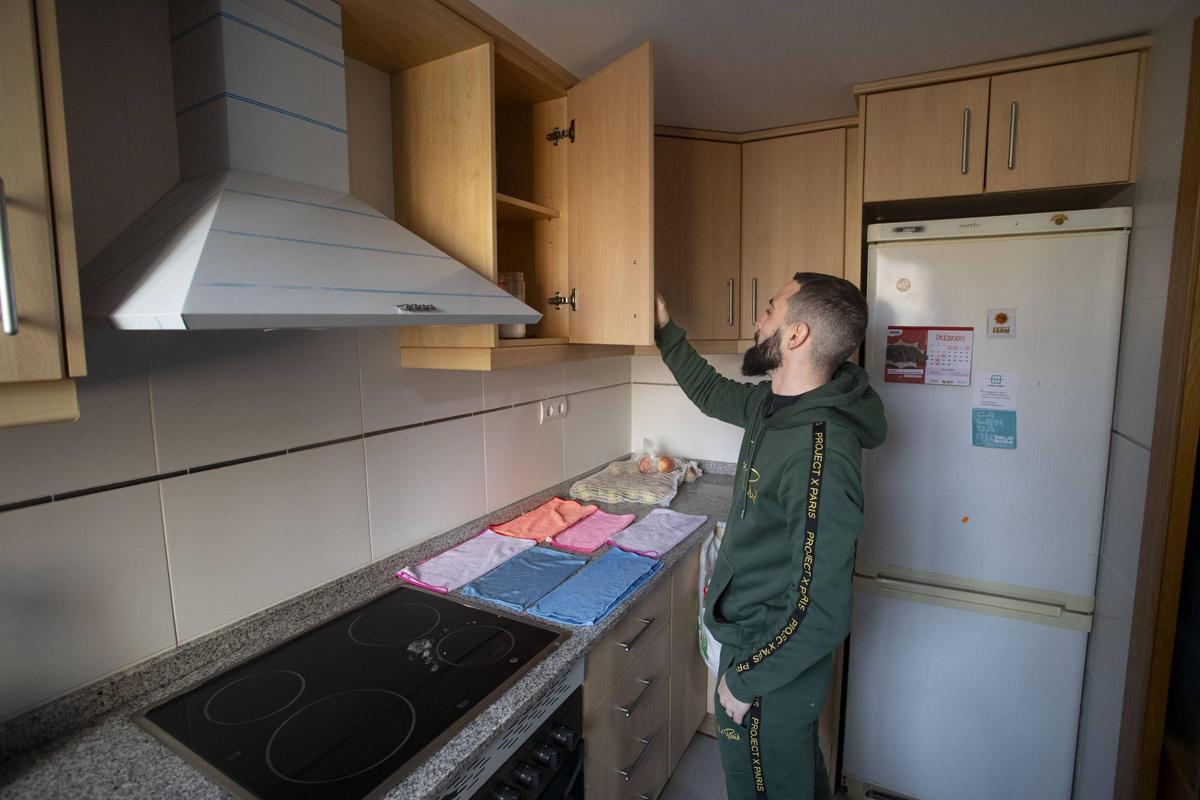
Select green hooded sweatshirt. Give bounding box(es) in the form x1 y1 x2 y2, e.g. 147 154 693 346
656 320 887 710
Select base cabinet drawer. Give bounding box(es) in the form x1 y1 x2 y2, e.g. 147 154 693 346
584 576 672 712
585 681 671 800
585 624 671 766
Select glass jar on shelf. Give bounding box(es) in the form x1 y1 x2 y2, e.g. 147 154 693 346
497 271 527 339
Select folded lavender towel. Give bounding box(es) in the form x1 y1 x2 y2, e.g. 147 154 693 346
608 508 708 558
397 530 535 593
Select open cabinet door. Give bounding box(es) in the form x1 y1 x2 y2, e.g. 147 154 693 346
567 42 653 345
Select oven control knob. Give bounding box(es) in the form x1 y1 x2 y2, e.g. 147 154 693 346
531 743 561 769
511 762 543 789
546 724 576 750
489 785 522 800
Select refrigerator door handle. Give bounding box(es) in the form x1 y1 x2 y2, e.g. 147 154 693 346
873 576 1066 619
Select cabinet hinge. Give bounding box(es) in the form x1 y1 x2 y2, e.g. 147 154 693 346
546 119 575 146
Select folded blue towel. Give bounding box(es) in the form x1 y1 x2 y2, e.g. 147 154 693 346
461 546 586 611
529 548 662 626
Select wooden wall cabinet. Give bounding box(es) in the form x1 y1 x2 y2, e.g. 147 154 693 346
0 0 85 428
985 53 1143 193
862 78 990 202
856 39 1149 203
741 129 847 340
341 3 655 369
654 137 741 341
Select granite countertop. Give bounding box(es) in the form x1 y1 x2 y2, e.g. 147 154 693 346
0 463 735 800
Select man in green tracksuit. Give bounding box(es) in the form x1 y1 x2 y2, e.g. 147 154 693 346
655 273 886 799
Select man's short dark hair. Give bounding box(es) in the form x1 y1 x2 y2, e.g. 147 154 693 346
785 272 868 374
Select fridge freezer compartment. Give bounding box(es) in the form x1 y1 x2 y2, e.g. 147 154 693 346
842 589 1089 800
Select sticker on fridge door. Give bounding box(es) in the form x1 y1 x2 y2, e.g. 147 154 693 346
987 308 1017 338
972 372 1018 410
972 408 1017 449
885 326 974 386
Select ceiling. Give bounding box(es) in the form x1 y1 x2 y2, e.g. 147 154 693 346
473 0 1171 132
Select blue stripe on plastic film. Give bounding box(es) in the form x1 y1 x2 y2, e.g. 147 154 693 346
170 11 344 68
224 189 387 219
283 0 342 28
210 228 452 259
196 281 505 299
177 92 348 134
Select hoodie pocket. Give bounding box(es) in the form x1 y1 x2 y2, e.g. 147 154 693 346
705 547 736 625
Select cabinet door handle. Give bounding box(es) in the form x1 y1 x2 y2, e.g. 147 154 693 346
1007 101 1018 170
616 617 654 652
618 737 654 781
751 277 758 324
617 678 655 716
0 178 17 336
726 279 734 326
960 108 970 175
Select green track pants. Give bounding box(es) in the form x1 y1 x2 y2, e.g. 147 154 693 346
712 660 833 799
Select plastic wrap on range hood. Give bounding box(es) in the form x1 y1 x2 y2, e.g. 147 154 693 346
79 0 540 330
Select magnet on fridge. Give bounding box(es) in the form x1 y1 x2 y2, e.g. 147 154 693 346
972 408 1017 449
987 308 1017 338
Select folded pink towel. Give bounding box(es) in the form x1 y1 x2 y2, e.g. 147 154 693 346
397 530 536 593
493 497 598 541
551 509 637 553
608 509 708 558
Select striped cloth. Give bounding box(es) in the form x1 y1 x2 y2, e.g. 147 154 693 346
569 460 683 507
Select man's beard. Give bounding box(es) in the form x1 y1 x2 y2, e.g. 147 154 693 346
742 328 783 376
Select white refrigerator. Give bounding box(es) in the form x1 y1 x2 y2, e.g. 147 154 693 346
842 208 1131 800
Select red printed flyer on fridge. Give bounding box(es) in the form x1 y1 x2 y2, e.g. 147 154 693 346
885 326 974 386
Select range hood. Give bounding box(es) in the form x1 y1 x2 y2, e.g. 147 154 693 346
80 0 541 331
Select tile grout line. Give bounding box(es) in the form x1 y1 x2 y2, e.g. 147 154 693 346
0 380 634 516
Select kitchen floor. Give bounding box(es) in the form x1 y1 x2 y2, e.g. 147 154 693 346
662 732 726 800
663 731 849 799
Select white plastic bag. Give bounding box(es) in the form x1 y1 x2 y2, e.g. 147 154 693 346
634 437 702 482
697 523 725 676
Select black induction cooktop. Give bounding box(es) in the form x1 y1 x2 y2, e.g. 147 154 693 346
137 584 564 800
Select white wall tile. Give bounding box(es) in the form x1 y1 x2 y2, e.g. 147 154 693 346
1112 296 1168 448
565 385 632 477
0 484 174 721
162 441 371 642
631 384 745 463
348 169 395 219
632 353 755 384
358 329 482 431
1137 0 1200 159
1098 434 1151 588
0 332 155 505
484 404 564 511
483 363 565 410
148 330 362 471
1074 555 1136 800
564 357 631 395
346 57 394 218
366 416 487 558
1126 141 1185 303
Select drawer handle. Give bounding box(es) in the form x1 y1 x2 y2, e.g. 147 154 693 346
0 177 17 336
1007 101 1018 170
617 678 655 717
960 107 970 175
616 618 654 652
618 737 654 781
726 279 734 326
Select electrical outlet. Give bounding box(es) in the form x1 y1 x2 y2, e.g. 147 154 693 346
538 396 569 425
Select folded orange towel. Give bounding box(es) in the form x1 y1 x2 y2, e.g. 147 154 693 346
493 497 598 541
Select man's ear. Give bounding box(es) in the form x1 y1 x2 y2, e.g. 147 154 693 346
787 321 810 351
